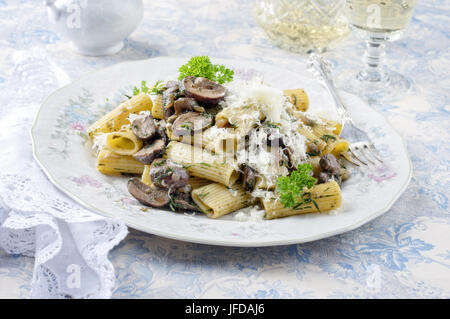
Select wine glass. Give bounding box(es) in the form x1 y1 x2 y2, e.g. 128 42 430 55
336 0 418 102
253 0 350 54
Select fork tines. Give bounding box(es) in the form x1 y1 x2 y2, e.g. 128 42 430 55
348 142 384 166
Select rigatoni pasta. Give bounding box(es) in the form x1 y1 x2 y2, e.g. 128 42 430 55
87 57 351 221
97 149 145 175
164 141 239 187
87 93 152 137
191 183 251 218
105 127 143 155
262 181 342 219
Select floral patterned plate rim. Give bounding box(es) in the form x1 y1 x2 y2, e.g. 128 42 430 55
31 57 412 247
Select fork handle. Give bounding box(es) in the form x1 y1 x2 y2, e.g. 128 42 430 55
308 51 353 125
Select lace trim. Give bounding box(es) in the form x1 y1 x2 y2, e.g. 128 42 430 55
0 174 128 298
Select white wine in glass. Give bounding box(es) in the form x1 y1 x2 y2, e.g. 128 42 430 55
336 0 418 102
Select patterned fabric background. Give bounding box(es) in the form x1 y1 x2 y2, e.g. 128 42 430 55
0 0 449 298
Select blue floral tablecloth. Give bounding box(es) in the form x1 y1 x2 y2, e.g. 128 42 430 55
0 0 449 298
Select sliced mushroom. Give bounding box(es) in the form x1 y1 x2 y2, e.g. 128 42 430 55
162 91 175 109
169 191 199 212
171 112 213 136
133 138 166 164
174 97 200 115
318 172 331 184
242 166 257 191
263 127 285 148
181 76 226 105
127 177 170 208
318 154 342 185
131 113 156 140
150 158 190 189
307 142 321 156
319 154 341 175
155 119 168 144
165 80 180 89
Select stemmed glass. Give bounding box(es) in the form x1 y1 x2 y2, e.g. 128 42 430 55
336 0 418 102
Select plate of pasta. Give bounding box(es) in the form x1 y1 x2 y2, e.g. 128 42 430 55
31 56 412 247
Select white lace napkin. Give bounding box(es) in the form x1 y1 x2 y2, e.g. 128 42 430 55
0 47 128 298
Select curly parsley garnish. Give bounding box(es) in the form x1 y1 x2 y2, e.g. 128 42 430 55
276 163 317 208
178 56 234 84
133 80 150 96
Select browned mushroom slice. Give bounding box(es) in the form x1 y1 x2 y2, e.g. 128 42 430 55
181 76 226 105
242 166 257 191
155 119 168 143
319 154 342 185
173 97 200 115
150 158 190 189
319 154 341 175
127 177 170 208
133 138 166 164
168 190 199 212
131 114 156 140
164 80 180 89
171 112 213 137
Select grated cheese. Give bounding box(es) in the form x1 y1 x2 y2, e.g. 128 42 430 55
232 206 266 222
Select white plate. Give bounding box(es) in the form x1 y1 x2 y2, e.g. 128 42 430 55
31 57 412 247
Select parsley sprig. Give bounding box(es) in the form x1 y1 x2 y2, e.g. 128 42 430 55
133 80 150 96
178 56 234 84
276 163 317 208
131 80 164 98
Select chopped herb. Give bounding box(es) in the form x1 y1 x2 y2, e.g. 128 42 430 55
151 80 164 95
132 80 152 96
132 86 140 96
265 121 279 128
180 121 193 134
306 151 320 157
154 160 167 166
198 192 209 199
229 122 239 129
322 134 337 143
200 162 212 167
169 196 176 212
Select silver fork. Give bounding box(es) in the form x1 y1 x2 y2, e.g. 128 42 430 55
307 51 383 166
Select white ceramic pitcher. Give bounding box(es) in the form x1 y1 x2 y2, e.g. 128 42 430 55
45 0 144 56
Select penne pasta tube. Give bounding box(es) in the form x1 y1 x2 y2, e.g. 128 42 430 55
97 149 145 175
105 127 143 155
151 94 165 120
141 164 152 186
191 183 251 218
262 181 342 219
87 93 153 137
283 88 309 112
164 141 240 187
322 138 349 158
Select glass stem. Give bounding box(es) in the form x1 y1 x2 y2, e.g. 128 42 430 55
357 35 389 84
